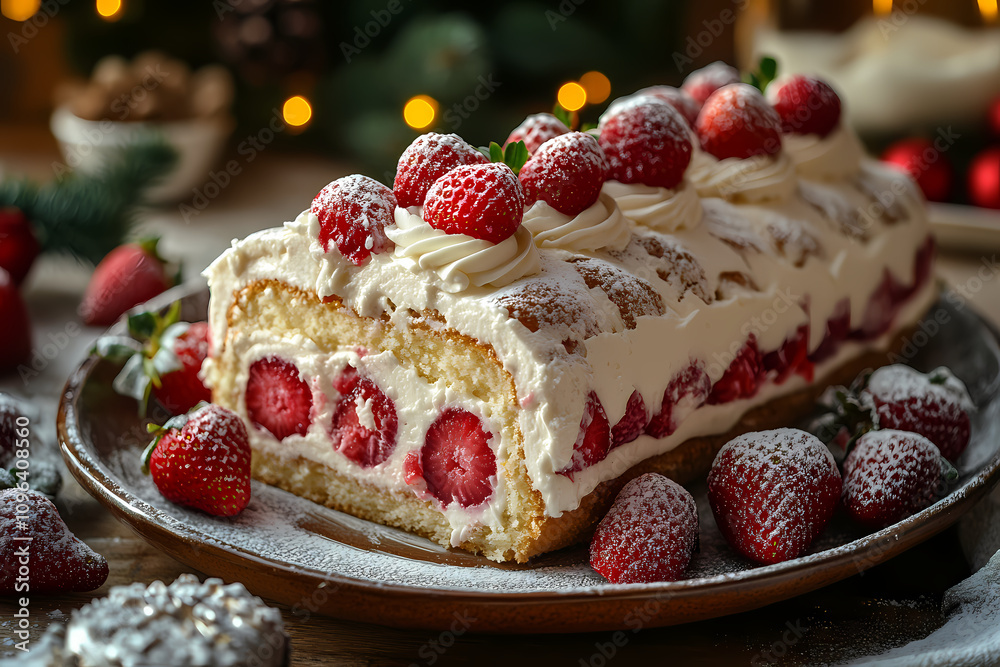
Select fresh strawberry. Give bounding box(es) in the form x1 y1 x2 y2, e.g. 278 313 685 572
0 207 40 286
333 364 360 395
646 363 711 438
589 473 699 583
681 61 741 106
881 138 953 203
245 357 313 441
558 392 611 476
1 489 109 593
421 407 496 507
767 75 842 138
852 271 904 340
394 133 489 208
598 97 693 189
519 132 609 216
505 113 570 155
611 390 648 449
0 269 31 373
628 86 701 127
423 162 525 244
311 175 397 265
862 365 973 462
707 336 764 405
144 404 252 517
151 322 212 414
696 83 784 160
329 372 398 468
80 238 174 327
808 299 850 363
763 324 813 384
707 428 841 564
842 430 951 528
403 451 423 485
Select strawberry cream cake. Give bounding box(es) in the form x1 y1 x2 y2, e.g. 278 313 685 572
202 69 936 562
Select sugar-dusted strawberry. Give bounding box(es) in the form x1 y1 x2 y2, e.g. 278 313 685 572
611 390 648 449
505 113 570 155
768 75 842 138
646 363 711 438
681 61 741 106
862 365 973 462
394 133 489 208
808 298 850 363
152 322 212 414
421 407 496 508
423 162 525 244
1 489 109 593
144 404 252 517
590 473 699 583
628 86 701 127
329 371 398 468
245 357 313 441
598 97 693 189
311 175 397 265
708 428 841 564
696 83 784 161
0 269 31 373
80 238 175 327
763 324 813 384
842 430 951 528
519 132 609 216
0 207 40 286
402 451 423 486
558 392 611 476
707 336 763 405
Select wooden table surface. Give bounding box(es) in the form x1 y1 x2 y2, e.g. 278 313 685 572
2 128 1000 666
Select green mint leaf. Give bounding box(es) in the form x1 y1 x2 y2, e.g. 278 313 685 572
503 141 529 174
128 311 158 340
489 141 503 164
552 104 573 128
759 56 778 81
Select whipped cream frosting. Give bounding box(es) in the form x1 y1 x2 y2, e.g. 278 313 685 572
522 192 631 252
688 149 798 202
600 180 703 232
386 206 540 293
783 123 864 180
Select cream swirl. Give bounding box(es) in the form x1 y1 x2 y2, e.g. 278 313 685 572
688 150 797 202
782 124 864 180
521 192 631 252
386 207 540 293
601 179 703 232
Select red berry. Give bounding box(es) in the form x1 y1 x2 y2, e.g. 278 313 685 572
599 98 693 189
519 132 608 216
707 428 841 564
421 408 496 508
245 357 313 441
558 392 611 476
0 207 40 286
628 86 701 127
696 84 784 161
682 61 741 106
589 473 699 583
333 365 360 395
809 298 850 363
80 239 172 327
403 451 423 485
862 365 973 462
611 390 648 449
147 405 252 517
152 321 213 414
0 489 109 593
646 363 711 438
423 162 525 244
768 75 842 138
968 147 1000 210
763 324 813 384
881 138 952 203
394 133 489 208
505 113 570 155
330 372 398 468
853 270 904 340
842 430 945 528
707 336 763 405
311 175 397 265
0 269 31 373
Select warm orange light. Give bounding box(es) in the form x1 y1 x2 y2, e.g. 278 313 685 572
873 0 893 16
282 95 313 127
580 71 611 105
557 82 587 112
980 0 998 23
1 0 40 21
403 95 438 130
95 0 122 21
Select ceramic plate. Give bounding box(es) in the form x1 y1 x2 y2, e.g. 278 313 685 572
58 285 1000 633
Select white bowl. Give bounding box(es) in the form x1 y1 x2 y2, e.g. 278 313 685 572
50 105 234 204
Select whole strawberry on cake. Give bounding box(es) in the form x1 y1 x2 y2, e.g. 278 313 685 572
203 62 937 563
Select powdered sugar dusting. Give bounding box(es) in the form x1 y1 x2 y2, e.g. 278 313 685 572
867 365 974 412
